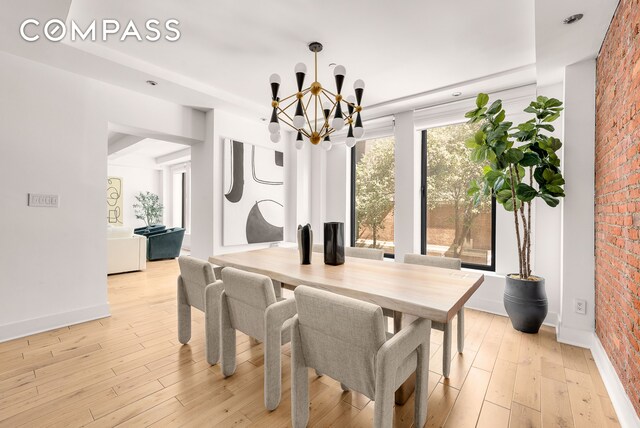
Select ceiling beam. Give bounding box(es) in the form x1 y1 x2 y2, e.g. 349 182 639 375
108 134 144 157
155 147 191 165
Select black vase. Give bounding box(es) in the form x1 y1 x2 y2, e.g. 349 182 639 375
504 275 548 333
323 222 344 266
297 224 313 265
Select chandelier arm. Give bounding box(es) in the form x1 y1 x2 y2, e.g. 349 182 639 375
323 88 338 98
314 93 318 133
277 115 301 133
300 129 311 138
281 97 299 112
277 107 295 123
300 95 314 134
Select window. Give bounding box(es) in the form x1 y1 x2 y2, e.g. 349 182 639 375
351 136 395 257
421 123 495 270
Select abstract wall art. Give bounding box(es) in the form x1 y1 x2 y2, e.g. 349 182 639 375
107 177 123 225
223 139 284 245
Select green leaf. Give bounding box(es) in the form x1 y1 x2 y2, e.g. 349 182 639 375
536 124 555 132
465 137 479 149
504 148 524 163
493 140 507 156
519 152 540 167
544 184 565 195
543 112 560 122
476 93 489 108
524 105 538 114
516 183 538 202
542 168 554 182
465 108 478 119
486 100 502 115
540 193 560 207
494 110 505 123
545 98 563 108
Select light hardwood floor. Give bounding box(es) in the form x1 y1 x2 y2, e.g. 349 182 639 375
0 259 621 427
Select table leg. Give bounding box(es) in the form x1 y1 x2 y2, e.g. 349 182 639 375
394 311 416 405
457 308 464 353
443 322 452 378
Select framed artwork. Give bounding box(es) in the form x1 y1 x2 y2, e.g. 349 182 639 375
223 139 284 245
107 177 123 225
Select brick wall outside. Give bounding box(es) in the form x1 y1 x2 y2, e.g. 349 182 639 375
595 0 640 416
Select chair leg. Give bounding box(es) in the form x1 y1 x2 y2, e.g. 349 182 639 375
177 278 191 344
291 320 309 428
340 383 349 392
249 337 261 346
315 369 323 377
414 341 430 428
443 322 452 378
204 283 223 365
220 294 237 377
264 329 282 410
457 308 465 354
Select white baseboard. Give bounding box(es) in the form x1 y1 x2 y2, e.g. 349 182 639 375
591 334 640 428
556 323 596 348
0 303 111 343
466 295 559 326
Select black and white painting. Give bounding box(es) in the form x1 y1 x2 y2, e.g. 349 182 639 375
223 139 284 245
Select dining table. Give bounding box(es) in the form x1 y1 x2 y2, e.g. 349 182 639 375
209 246 484 404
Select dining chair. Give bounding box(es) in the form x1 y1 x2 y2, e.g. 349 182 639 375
403 253 463 377
345 246 384 260
177 256 224 365
220 267 297 410
290 285 431 428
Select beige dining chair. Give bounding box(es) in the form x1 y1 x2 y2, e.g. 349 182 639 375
403 253 463 377
177 256 224 365
345 246 384 260
220 267 297 410
290 285 431 428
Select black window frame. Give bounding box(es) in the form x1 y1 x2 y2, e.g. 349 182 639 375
420 129 496 271
350 143 395 259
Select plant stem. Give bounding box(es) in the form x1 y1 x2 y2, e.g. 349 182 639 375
508 164 524 278
527 167 533 277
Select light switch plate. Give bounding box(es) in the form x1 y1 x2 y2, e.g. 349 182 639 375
28 193 59 208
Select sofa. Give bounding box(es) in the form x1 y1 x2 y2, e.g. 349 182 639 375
107 226 147 274
147 227 186 261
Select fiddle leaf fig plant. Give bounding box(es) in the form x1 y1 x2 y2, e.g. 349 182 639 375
465 94 565 280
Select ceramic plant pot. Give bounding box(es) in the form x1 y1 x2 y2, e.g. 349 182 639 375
504 275 548 334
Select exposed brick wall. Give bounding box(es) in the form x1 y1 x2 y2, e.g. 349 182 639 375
595 0 640 416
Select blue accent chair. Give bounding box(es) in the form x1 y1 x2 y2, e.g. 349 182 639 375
147 227 186 261
134 224 166 237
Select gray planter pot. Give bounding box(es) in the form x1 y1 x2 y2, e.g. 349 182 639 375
503 275 548 334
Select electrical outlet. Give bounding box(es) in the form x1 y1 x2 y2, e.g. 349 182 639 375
575 299 587 315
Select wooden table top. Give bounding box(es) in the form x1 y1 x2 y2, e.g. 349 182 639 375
209 247 484 323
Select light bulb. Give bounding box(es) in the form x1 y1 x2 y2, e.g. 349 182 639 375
294 63 307 74
269 73 281 85
353 127 364 138
270 132 281 143
354 79 365 90
331 117 345 131
322 101 332 111
293 115 306 128
321 139 333 151
345 136 356 148
268 121 280 134
333 65 346 77
295 139 304 150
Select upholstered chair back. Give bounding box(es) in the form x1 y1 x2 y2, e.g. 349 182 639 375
404 254 462 270
345 246 384 261
293 286 387 398
312 244 324 253
221 267 277 340
178 256 217 311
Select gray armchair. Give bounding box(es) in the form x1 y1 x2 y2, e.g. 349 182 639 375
404 253 463 377
345 246 384 260
177 256 224 365
290 285 431 428
220 267 297 410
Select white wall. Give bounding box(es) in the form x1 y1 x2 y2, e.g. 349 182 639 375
558 59 597 345
107 164 163 228
0 51 205 341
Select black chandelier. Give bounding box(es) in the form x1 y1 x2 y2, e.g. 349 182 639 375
268 42 365 150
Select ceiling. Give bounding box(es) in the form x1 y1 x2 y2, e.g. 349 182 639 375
0 0 619 120
108 137 189 169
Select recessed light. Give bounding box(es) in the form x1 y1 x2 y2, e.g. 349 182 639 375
146 80 158 86
452 92 462 97
329 63 336 67
563 14 584 24
260 117 267 122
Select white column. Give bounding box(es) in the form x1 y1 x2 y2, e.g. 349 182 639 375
393 111 420 262
558 59 596 345
190 110 215 259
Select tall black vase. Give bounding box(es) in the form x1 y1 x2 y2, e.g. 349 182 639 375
504 275 548 333
323 222 344 266
297 224 313 265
